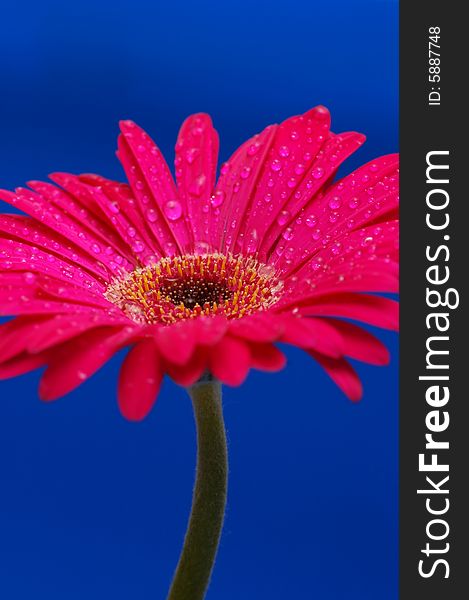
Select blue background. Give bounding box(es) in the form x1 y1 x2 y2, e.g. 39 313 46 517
0 1 398 598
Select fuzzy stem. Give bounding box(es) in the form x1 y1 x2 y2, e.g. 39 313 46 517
166 379 228 600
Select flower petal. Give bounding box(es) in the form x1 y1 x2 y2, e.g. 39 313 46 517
39 327 134 400
271 155 399 273
118 339 162 421
175 113 219 250
323 319 390 365
249 343 286 372
118 120 190 254
292 293 399 330
209 335 251 386
308 351 363 401
280 316 344 357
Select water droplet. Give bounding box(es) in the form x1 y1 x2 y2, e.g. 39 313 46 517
194 241 210 254
328 196 342 209
109 201 120 214
282 227 294 241
306 215 317 228
271 159 282 172
220 162 231 175
163 242 176 256
146 208 158 223
132 241 144 253
277 210 290 226
164 200 182 221
185 148 199 164
189 175 207 196
263 193 272 203
91 243 101 254
278 145 290 157
127 227 136 238
348 197 359 209
135 181 144 191
362 236 374 246
290 130 299 140
210 190 225 208
312 167 325 179
294 163 306 175
240 166 251 179
23 272 36 285
247 142 261 156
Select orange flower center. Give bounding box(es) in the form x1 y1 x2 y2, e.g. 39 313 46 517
105 253 283 325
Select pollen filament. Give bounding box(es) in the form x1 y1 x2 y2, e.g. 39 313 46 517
105 253 283 325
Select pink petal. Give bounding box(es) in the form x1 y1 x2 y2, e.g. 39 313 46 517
0 187 133 272
308 351 363 402
26 313 131 353
293 293 399 331
249 343 287 372
209 335 251 386
0 214 111 283
174 113 219 250
0 316 50 363
0 351 49 380
29 178 132 260
39 326 134 400
228 312 284 342
73 179 157 263
323 319 390 365
118 339 162 421
258 132 366 259
165 348 208 386
211 124 277 252
271 154 399 273
153 320 197 365
118 121 190 255
280 316 344 357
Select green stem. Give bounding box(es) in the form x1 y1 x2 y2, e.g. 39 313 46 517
166 379 228 600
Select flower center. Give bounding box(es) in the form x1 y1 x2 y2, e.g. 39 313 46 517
105 253 283 325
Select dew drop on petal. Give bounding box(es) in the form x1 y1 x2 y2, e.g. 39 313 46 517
282 227 294 241
210 190 225 208
277 210 290 226
348 197 359 209
163 242 176 256
91 243 101 254
146 208 158 223
194 241 210 254
311 167 324 180
164 200 182 221
127 227 136 238
247 143 261 156
306 215 317 228
328 196 342 209
240 166 252 179
271 159 282 172
132 241 145 253
278 145 290 157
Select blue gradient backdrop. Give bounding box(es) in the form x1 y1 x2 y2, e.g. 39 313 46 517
0 1 398 598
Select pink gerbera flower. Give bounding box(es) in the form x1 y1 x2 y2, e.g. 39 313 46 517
0 106 398 599
0 106 398 419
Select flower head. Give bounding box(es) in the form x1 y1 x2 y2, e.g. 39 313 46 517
0 107 398 420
